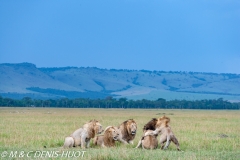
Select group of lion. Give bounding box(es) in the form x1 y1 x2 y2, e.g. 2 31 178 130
63 116 180 150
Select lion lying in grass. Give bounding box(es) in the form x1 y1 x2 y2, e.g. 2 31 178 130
94 126 119 147
63 119 103 149
117 119 137 144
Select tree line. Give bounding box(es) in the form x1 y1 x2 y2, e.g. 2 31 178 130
0 96 239 110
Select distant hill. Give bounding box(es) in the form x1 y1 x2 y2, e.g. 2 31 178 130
1 62 240 101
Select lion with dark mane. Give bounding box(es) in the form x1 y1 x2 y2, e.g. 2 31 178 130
135 118 158 149
63 119 103 149
143 118 158 132
144 116 180 151
116 119 137 144
136 116 180 150
135 130 158 149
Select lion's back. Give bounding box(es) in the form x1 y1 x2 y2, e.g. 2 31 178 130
71 128 84 139
142 135 158 149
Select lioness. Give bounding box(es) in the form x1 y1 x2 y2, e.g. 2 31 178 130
117 119 137 144
63 119 103 149
94 126 119 147
135 130 158 149
145 116 180 151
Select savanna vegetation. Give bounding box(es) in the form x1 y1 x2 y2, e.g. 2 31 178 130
0 96 240 110
0 107 239 159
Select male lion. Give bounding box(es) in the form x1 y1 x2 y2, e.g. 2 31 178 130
135 130 158 149
63 119 103 149
143 118 158 132
117 119 137 144
94 126 119 147
145 116 180 151
134 117 158 149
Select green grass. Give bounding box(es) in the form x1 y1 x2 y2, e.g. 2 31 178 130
0 107 240 159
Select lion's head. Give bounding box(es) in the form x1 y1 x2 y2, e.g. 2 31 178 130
143 118 158 132
125 119 137 135
86 119 103 138
156 116 170 127
105 126 119 141
92 120 104 134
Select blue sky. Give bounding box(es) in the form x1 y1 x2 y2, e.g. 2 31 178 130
0 0 239 73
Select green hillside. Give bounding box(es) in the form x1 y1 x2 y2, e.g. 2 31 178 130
0 63 240 101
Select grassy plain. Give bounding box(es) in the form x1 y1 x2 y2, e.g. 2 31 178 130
0 107 240 160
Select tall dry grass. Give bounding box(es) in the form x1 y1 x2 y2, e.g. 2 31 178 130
0 107 239 159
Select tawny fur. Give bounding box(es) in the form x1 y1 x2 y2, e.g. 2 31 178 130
63 119 103 149
63 136 75 148
135 117 161 149
146 116 180 151
135 130 158 149
94 126 119 147
117 119 137 144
